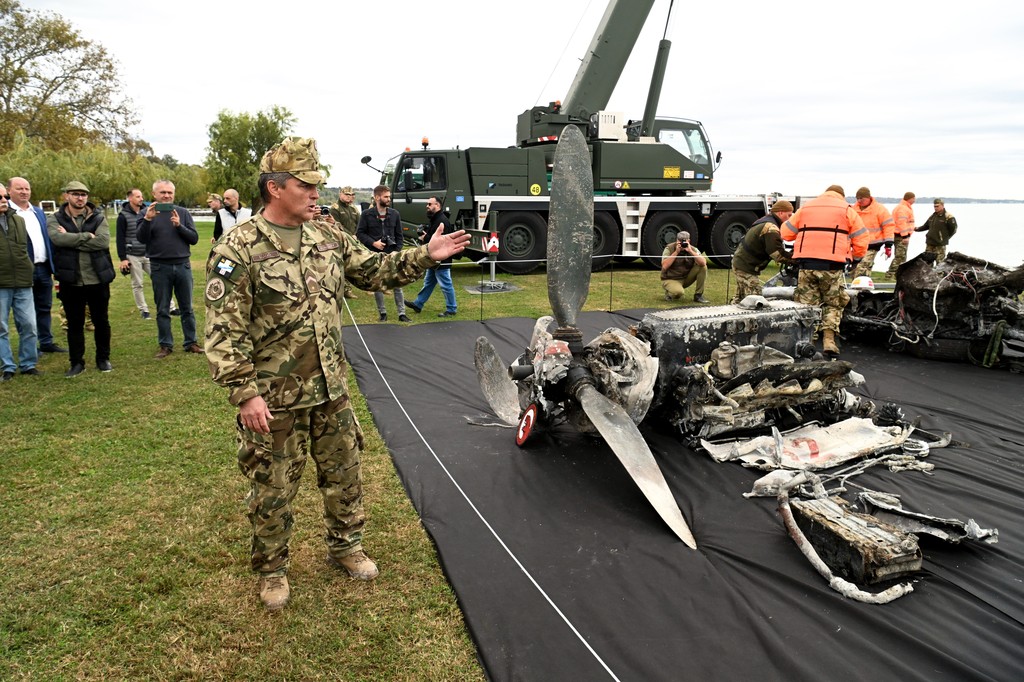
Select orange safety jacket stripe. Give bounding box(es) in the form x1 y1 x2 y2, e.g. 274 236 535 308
782 192 868 262
892 200 915 238
855 200 895 246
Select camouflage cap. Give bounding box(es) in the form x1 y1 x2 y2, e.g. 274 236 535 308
340 186 355 195
63 180 90 193
207 192 223 203
933 197 944 205
260 137 325 185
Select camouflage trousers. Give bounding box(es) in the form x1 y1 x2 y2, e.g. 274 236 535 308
925 243 947 263
730 269 763 303
884 235 910 278
794 269 850 333
237 393 366 575
852 247 880 278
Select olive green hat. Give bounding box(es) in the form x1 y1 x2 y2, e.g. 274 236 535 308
856 187 871 199
826 184 845 197
771 200 794 213
260 137 325 185
63 180 90 193
933 198 944 205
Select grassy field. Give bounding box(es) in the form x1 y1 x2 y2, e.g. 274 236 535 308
0 217 749 680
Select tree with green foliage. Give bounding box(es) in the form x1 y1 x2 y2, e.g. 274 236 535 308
204 106 296 207
0 133 208 207
0 0 138 152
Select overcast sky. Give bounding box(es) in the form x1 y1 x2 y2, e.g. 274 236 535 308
31 0 1024 200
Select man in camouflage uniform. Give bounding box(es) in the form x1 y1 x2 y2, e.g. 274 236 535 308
915 198 957 263
328 186 361 299
730 200 793 303
660 230 709 303
781 185 868 357
204 137 470 612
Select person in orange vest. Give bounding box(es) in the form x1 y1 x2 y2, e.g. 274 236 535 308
781 185 867 356
851 187 894 278
884 191 916 279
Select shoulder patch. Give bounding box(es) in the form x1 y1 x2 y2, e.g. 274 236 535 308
206 277 226 301
214 257 239 279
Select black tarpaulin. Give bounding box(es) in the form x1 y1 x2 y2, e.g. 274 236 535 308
345 311 1024 682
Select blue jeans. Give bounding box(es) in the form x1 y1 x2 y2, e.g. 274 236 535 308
412 267 457 313
32 264 54 347
150 260 197 349
0 287 39 372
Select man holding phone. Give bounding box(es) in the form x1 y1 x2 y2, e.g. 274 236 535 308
137 180 203 358
660 230 710 303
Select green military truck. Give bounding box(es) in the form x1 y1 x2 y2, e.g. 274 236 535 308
364 0 795 273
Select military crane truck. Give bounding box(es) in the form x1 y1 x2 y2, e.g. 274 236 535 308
363 0 795 273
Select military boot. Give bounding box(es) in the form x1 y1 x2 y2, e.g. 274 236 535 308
327 550 379 581
822 329 840 357
259 574 290 612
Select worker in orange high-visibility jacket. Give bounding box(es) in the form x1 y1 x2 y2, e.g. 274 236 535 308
885 191 916 279
851 187 895 278
781 185 867 356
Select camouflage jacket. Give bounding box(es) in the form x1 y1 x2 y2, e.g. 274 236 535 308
328 200 360 235
205 214 435 409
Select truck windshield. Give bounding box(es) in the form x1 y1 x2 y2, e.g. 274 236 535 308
658 127 711 167
395 155 448 192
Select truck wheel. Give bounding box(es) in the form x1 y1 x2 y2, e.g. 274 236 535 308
498 211 547 274
708 211 758 268
640 212 697 269
591 212 619 272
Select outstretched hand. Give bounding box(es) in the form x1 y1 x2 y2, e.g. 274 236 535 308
427 224 472 262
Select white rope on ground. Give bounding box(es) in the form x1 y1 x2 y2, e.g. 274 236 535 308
342 299 623 682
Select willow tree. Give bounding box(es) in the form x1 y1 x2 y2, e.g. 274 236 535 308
0 0 137 152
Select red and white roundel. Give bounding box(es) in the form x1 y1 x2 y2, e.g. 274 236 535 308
516 403 539 447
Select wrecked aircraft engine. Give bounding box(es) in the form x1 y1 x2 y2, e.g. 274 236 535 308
764 252 1024 370
634 299 875 442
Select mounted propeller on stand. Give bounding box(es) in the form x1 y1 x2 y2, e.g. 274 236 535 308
474 125 697 548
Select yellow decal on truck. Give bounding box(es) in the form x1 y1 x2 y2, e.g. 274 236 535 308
663 166 681 179
530 183 542 196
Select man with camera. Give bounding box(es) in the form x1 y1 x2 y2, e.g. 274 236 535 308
356 185 409 322
137 180 203 358
661 230 710 304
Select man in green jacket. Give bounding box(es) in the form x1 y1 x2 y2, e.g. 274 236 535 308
915 198 957 263
0 182 40 380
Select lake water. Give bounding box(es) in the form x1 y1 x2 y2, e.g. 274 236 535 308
880 202 1024 269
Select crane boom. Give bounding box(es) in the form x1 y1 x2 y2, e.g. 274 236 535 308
561 0 657 121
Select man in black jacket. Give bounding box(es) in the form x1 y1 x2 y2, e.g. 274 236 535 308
137 180 202 358
406 196 457 317
356 185 410 322
46 181 116 377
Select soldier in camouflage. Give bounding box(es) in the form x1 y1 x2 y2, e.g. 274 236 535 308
730 200 794 303
328 186 361 299
204 137 470 612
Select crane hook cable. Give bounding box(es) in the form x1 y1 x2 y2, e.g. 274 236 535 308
343 299 623 682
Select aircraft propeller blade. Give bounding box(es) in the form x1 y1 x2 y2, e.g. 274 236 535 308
575 383 697 548
475 336 521 426
546 125 594 330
